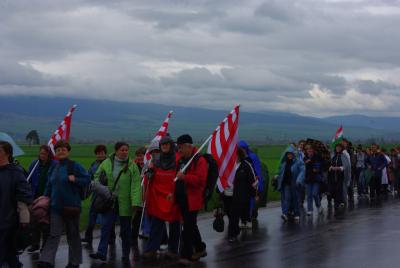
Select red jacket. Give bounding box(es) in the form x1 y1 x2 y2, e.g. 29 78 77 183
181 151 208 211
145 167 181 222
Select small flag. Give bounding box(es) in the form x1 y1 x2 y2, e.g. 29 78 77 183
48 105 77 155
143 111 173 167
331 125 343 149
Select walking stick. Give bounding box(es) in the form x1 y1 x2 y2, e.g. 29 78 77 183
138 177 150 237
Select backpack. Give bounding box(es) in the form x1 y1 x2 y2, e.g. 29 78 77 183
194 153 219 204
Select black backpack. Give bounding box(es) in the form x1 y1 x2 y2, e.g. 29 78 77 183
194 153 219 204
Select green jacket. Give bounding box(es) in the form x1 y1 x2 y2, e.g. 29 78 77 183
94 155 141 217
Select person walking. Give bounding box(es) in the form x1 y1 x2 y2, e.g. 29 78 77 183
38 140 90 268
27 145 56 253
227 147 257 242
175 134 207 266
89 142 141 265
366 144 387 203
143 136 181 260
277 146 305 222
81 145 108 248
304 145 324 216
0 141 33 268
355 145 367 199
328 144 351 211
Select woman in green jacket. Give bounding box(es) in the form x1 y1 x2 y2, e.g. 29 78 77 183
90 142 141 264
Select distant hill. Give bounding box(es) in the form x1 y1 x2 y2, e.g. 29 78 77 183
0 96 398 144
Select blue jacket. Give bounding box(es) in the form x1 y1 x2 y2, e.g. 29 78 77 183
88 160 102 180
28 159 57 197
44 159 90 214
367 153 387 177
277 147 305 192
238 140 265 192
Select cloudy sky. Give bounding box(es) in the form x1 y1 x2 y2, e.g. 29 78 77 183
0 0 399 117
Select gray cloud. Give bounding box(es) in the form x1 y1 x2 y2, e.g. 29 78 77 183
0 0 399 116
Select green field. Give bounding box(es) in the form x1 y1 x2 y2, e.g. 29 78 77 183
16 144 286 230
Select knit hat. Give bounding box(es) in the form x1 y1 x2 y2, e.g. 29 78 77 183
160 135 174 145
148 140 160 152
177 134 193 145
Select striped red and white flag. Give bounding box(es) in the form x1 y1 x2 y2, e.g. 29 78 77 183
143 111 173 166
48 105 77 155
207 105 240 192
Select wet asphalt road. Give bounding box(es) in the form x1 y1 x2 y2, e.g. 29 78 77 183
21 197 400 268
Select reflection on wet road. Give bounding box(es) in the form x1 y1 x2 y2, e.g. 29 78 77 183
21 198 400 267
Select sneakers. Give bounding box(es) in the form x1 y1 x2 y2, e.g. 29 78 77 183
132 247 140 261
179 258 192 266
142 251 157 260
28 245 40 253
228 237 238 243
294 216 300 222
192 249 207 261
318 206 323 214
122 256 130 266
306 211 313 216
89 252 107 262
281 214 289 222
37 261 54 268
239 222 246 229
165 251 179 260
81 237 91 244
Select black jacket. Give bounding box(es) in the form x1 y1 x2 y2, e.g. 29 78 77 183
233 160 257 205
0 164 33 230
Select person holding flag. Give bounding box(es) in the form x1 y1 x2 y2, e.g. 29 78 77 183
142 135 181 260
175 134 208 266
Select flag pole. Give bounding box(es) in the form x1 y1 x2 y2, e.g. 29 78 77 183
174 105 239 182
173 134 213 182
26 160 39 182
26 104 77 182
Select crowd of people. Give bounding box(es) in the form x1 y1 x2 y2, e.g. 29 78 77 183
275 139 400 222
1 135 400 267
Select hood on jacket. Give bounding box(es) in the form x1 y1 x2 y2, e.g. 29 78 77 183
238 140 250 153
281 145 297 163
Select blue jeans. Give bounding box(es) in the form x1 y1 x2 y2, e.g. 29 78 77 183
84 197 98 242
145 216 180 253
281 185 300 217
142 213 151 236
98 209 132 258
306 183 321 212
357 168 366 195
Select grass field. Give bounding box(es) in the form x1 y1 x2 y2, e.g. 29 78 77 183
16 144 287 230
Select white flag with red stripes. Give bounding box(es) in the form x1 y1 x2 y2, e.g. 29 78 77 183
143 111 173 166
207 105 240 191
48 105 77 155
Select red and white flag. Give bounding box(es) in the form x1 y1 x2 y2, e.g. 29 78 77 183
143 111 173 166
207 106 240 192
48 105 77 155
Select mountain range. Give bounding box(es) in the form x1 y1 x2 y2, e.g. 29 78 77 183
0 96 398 144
